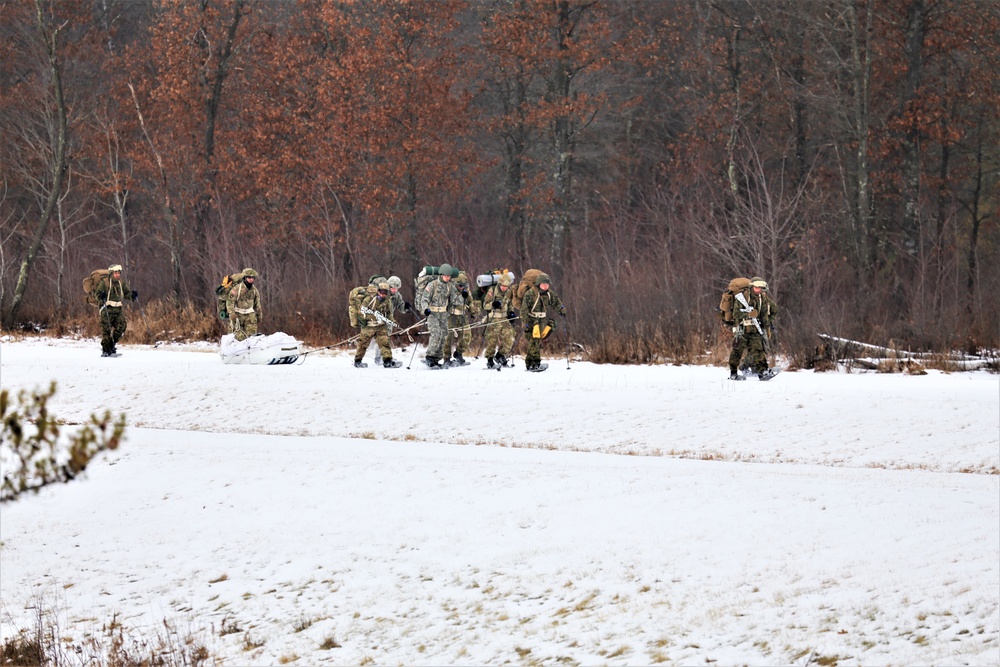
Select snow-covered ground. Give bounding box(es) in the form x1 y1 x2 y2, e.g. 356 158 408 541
1 335 998 665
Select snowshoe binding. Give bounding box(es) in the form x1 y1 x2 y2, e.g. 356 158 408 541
758 368 780 381
382 358 402 369
353 360 368 368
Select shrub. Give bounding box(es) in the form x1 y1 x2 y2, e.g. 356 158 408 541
1 382 126 501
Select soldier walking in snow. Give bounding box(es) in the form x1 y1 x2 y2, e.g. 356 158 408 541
482 273 516 368
92 264 138 357
353 282 401 368
519 272 564 372
416 263 462 368
225 268 262 342
442 270 479 366
728 276 778 380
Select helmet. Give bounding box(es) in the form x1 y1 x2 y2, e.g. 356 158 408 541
750 276 768 290
243 268 259 278
438 263 453 277
498 273 513 287
387 276 402 289
535 272 551 287
108 264 123 272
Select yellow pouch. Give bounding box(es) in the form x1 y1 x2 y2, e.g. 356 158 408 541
541 325 552 339
532 324 541 339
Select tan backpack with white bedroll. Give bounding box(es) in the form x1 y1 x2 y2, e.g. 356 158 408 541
82 269 111 307
719 277 751 325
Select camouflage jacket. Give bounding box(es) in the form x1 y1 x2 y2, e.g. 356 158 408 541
733 289 777 333
483 284 514 320
92 275 134 309
226 280 262 320
420 278 462 315
357 288 396 329
519 286 562 327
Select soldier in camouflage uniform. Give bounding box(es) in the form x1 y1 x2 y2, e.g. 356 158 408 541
442 271 479 366
92 264 138 357
353 282 401 368
482 273 516 368
368 274 412 317
225 268 262 341
416 263 462 368
518 272 564 371
728 276 778 380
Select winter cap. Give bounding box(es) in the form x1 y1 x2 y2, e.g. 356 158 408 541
243 268 259 278
535 272 551 287
456 271 469 287
750 276 768 290
108 264 123 272
388 276 402 289
377 281 390 292
498 273 513 287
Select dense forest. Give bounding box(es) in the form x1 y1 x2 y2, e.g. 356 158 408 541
2 0 997 361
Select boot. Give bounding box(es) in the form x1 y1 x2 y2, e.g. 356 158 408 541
383 358 402 368
486 355 495 369
425 356 442 368
101 350 111 358
354 359 368 368
495 353 508 368
453 352 466 365
729 370 745 381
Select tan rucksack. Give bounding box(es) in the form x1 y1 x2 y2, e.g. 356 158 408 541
511 269 544 311
348 284 374 327
215 272 244 319
719 277 751 325
82 269 110 306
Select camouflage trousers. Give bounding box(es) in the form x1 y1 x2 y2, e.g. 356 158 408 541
355 325 392 362
442 314 470 359
425 312 450 361
523 318 554 367
229 313 258 342
483 318 514 358
99 307 127 354
729 330 768 374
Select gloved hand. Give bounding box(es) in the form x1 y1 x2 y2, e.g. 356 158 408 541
547 318 556 330
492 299 502 309
131 289 139 301
507 311 516 322
404 301 413 312
424 308 431 316
525 324 533 335
559 306 566 317
97 291 107 301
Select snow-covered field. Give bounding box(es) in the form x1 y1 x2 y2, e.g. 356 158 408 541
1 335 998 665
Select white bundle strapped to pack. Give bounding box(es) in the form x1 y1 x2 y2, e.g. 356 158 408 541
220 332 301 365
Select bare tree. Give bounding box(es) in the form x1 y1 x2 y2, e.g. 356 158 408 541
3 0 70 329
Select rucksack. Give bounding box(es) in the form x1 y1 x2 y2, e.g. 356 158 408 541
473 269 515 302
719 277 751 325
82 269 110 306
348 285 374 327
511 269 544 311
215 272 244 319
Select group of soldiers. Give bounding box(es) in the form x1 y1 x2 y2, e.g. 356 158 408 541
90 262 777 379
348 263 565 371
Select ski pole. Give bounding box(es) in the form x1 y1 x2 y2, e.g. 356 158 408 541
406 335 421 369
565 317 570 370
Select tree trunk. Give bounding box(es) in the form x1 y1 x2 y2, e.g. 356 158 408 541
3 2 69 330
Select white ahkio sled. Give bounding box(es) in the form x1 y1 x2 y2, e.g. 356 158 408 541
219 332 301 365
